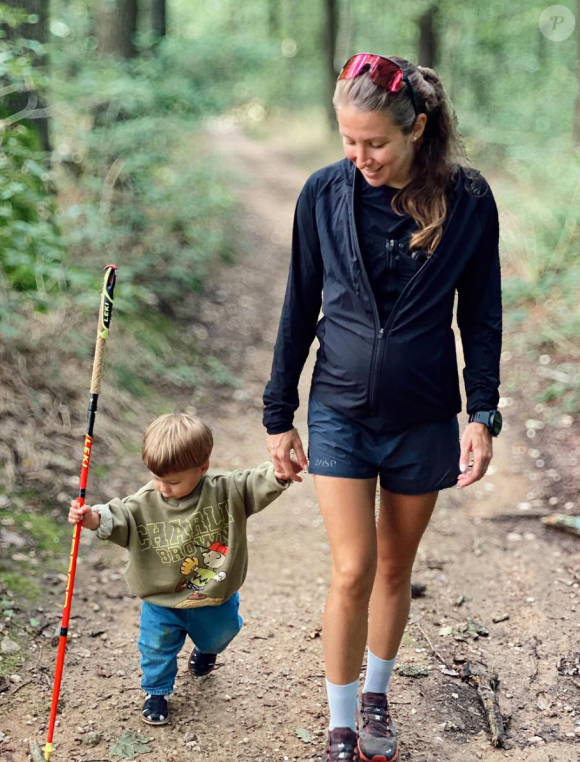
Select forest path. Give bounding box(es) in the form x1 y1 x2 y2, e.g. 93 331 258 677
2 124 579 762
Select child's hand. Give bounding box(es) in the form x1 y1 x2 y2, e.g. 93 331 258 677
275 456 302 483
68 499 100 531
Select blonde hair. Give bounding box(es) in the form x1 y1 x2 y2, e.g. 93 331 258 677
142 414 213 476
333 56 472 255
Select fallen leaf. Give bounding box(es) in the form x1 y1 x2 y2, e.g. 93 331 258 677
110 732 153 760
397 665 429 678
296 728 312 742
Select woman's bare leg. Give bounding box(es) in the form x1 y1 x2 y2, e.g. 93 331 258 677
368 489 439 660
314 475 378 683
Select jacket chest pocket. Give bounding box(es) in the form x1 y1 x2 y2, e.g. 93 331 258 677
385 238 425 284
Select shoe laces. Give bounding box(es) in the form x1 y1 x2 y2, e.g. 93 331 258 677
326 732 358 761
362 700 392 737
329 742 357 761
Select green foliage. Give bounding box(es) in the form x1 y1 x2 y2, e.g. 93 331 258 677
0 4 67 318
11 511 67 553
48 11 246 320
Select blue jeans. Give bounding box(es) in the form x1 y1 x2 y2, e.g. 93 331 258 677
138 593 243 695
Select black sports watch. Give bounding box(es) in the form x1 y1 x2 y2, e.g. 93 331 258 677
468 410 502 437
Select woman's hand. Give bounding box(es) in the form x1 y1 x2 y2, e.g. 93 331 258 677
267 428 308 483
457 423 493 488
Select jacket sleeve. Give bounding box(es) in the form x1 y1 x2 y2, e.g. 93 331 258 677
231 461 291 518
456 187 502 415
94 495 140 548
262 177 324 435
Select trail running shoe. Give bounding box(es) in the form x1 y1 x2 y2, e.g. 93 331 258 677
321 727 360 761
188 646 217 677
357 692 399 762
141 694 169 725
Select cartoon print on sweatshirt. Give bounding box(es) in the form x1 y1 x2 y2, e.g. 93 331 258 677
136 500 234 563
175 541 228 603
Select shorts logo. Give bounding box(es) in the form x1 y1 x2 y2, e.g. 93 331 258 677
315 458 337 469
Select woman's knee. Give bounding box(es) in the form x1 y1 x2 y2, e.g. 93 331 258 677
374 559 413 594
331 564 376 601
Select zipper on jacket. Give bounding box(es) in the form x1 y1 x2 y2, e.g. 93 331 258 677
348 173 383 417
348 174 381 335
348 164 464 417
368 255 432 416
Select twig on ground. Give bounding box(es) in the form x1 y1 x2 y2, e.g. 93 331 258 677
475 673 506 748
530 637 540 684
11 679 33 695
488 512 548 522
411 620 450 668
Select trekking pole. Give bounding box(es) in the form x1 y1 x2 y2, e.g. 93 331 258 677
34 265 118 762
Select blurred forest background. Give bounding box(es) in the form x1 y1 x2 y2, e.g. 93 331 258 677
0 0 579 631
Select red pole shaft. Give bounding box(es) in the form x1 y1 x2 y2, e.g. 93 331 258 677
44 266 116 760
45 434 93 744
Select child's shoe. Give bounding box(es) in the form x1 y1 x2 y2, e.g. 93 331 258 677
357 692 399 761
188 646 217 677
321 727 360 761
141 694 170 725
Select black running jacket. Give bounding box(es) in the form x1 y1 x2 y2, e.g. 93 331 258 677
263 158 502 435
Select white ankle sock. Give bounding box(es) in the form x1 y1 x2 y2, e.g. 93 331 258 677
363 650 397 695
326 678 359 731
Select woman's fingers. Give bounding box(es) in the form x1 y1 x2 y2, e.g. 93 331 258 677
292 438 309 470
280 449 303 482
267 429 305 482
458 425 493 488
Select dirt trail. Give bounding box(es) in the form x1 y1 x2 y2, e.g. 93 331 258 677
2 126 580 762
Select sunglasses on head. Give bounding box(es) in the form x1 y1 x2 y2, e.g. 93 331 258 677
337 53 420 118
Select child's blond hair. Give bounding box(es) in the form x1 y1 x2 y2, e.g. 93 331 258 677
142 414 213 476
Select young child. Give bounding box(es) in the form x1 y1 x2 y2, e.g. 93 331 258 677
68 413 297 725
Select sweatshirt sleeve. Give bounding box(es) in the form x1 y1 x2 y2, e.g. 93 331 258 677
456 186 502 414
262 176 324 435
94 495 140 548
231 461 291 518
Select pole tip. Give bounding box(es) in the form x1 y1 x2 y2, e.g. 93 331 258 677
43 742 54 761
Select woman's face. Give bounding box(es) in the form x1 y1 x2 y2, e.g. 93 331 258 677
336 106 425 189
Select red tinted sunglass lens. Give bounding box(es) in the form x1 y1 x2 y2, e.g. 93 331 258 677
372 62 404 93
338 54 377 81
338 54 404 94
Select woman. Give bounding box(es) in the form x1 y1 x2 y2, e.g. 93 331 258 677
263 54 502 762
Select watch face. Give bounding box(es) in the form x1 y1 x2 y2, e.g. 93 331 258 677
491 410 503 436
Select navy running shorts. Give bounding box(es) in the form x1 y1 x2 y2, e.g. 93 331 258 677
307 394 461 494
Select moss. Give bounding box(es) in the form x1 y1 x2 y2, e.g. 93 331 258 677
12 512 67 553
0 571 34 598
0 649 25 677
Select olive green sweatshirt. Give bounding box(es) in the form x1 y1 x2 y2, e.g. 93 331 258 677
92 462 291 609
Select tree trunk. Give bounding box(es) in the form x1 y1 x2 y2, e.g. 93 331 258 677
573 0 580 147
335 0 353 74
97 0 138 59
150 0 166 39
323 0 338 127
268 0 280 38
418 3 439 68
3 0 50 151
